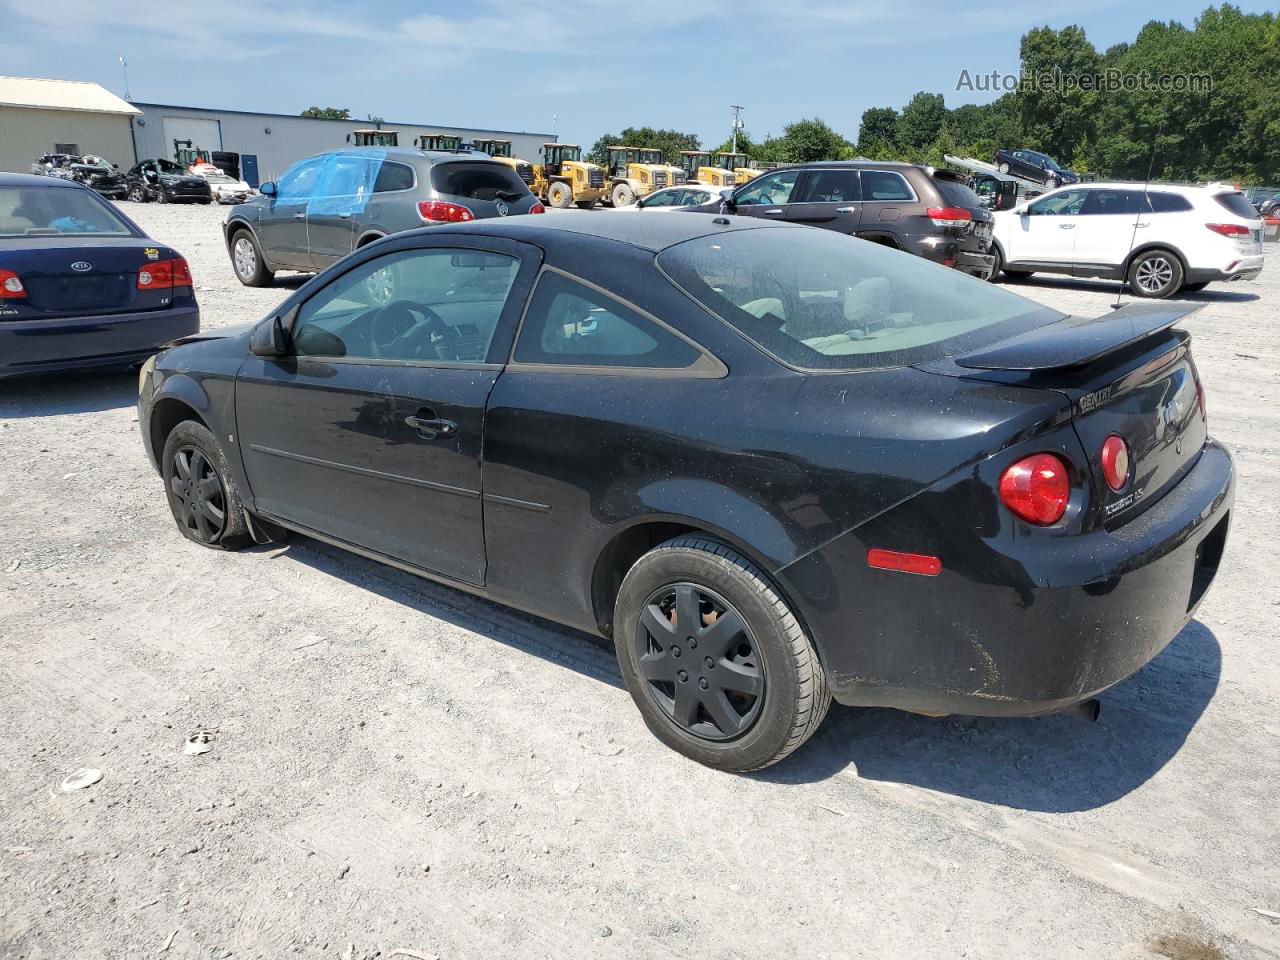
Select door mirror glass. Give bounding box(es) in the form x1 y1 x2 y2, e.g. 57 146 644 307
250 315 289 356
259 181 277 197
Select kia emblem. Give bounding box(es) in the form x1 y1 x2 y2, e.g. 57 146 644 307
495 200 509 217
71 261 92 272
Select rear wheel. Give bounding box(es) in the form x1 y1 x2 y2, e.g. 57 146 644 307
1046 176 1060 189
231 229 274 287
998 162 1010 174
614 536 831 772
611 182 636 207
547 181 573 209
161 421 250 551
1128 249 1183 299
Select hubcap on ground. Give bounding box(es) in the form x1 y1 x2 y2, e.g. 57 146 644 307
170 446 226 542
635 583 764 741
1136 256 1174 294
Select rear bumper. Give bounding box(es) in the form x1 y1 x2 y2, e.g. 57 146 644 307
1186 253 1264 284
0 305 200 378
905 235 996 279
780 440 1234 716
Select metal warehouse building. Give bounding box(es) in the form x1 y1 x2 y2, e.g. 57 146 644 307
128 103 556 186
0 77 139 174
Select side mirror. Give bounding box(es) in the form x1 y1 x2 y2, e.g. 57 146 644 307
250 314 289 357
721 196 737 212
259 181 277 197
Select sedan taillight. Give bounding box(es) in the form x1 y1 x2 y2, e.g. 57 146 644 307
137 257 192 290
0 269 25 298
1100 436 1129 492
999 453 1071 525
926 206 973 227
418 200 474 223
528 201 546 214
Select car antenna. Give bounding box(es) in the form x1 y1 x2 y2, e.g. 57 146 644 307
1113 122 1163 310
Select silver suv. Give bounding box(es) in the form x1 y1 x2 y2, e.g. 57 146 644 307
224 147 543 286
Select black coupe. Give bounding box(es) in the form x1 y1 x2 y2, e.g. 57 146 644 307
137 213 1233 771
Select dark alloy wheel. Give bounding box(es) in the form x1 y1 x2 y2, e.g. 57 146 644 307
615 535 831 772
128 184 147 203
170 445 226 543
634 582 764 741
160 420 250 550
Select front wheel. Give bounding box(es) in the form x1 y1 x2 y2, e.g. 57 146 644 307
1128 249 1183 299
614 536 831 772
997 162 1010 174
547 181 573 208
161 421 251 550
987 245 1003 282
128 184 147 203
611 182 636 207
155 189 168 204
231 230 275 287
1046 176 1059 189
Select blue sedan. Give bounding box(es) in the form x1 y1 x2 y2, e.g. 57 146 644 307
0 173 199 379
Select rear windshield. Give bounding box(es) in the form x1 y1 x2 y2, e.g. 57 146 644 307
933 178 984 209
657 226 1064 371
0 185 135 238
1215 192 1260 220
430 161 528 201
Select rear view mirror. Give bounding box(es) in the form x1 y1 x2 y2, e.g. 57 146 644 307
259 181 277 197
450 252 509 269
250 314 289 357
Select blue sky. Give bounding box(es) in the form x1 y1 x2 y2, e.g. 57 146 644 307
1 0 1269 150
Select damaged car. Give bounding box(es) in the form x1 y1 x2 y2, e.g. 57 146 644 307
124 159 213 205
30 154 128 199
187 162 254 204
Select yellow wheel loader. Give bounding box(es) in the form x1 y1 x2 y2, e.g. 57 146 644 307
604 146 681 207
532 144 606 209
679 151 737 188
349 128 399 147
717 152 759 183
472 138 536 188
415 134 463 151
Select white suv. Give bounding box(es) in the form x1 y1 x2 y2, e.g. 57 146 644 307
991 182 1265 298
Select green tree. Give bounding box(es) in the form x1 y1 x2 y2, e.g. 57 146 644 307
300 106 352 120
777 118 849 162
1017 25 1102 161
857 108 899 151
895 93 948 149
587 126 700 165
710 130 756 157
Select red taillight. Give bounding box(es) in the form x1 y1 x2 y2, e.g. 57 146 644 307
418 200 474 223
529 201 546 214
1100 435 1129 492
0 268 24 299
999 453 1071 526
136 257 191 290
1206 222 1250 237
926 206 973 227
866 548 942 577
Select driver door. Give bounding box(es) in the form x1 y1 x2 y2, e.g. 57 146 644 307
234 236 542 585
1003 188 1088 266
729 169 801 220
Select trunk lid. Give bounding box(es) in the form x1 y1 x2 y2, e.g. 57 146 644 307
0 237 186 319
927 303 1207 529
931 172 993 251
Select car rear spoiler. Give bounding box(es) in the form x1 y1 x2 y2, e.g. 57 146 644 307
954 302 1204 371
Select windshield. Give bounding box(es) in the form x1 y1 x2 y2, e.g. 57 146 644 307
558 146 582 162
0 185 136 238
657 227 1063 371
155 159 186 175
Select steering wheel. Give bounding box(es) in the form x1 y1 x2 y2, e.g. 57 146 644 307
372 299 457 361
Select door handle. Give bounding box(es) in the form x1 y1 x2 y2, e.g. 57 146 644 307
763 208 784 215
835 206 858 213
405 415 457 440
293 212 305 220
1134 221 1149 228
1059 223 1075 229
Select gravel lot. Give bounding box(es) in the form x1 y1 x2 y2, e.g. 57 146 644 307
2 201 1278 960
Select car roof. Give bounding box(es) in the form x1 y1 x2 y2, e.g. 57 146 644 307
0 172 84 188
420 210 791 252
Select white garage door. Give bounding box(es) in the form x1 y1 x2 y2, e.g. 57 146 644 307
162 117 223 154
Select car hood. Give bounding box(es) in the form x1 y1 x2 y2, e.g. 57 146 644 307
160 175 207 186
167 321 254 346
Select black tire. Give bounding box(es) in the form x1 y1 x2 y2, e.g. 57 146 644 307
161 421 251 551
1181 281 1209 292
614 536 831 772
155 189 168 204
575 200 596 210
128 184 148 203
1046 176 1059 189
988 244 1003 282
1002 268 1034 280
1127 248 1183 299
230 228 275 287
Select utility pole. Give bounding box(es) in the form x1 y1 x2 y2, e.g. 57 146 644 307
730 105 745 153
119 57 132 101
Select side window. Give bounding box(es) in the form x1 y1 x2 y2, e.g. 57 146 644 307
309 155 375 215
1027 189 1088 215
734 170 800 206
373 161 415 193
643 189 682 207
276 159 325 200
513 271 702 369
291 248 519 363
1148 192 1192 213
798 170 860 203
860 171 913 201
1082 189 1147 215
